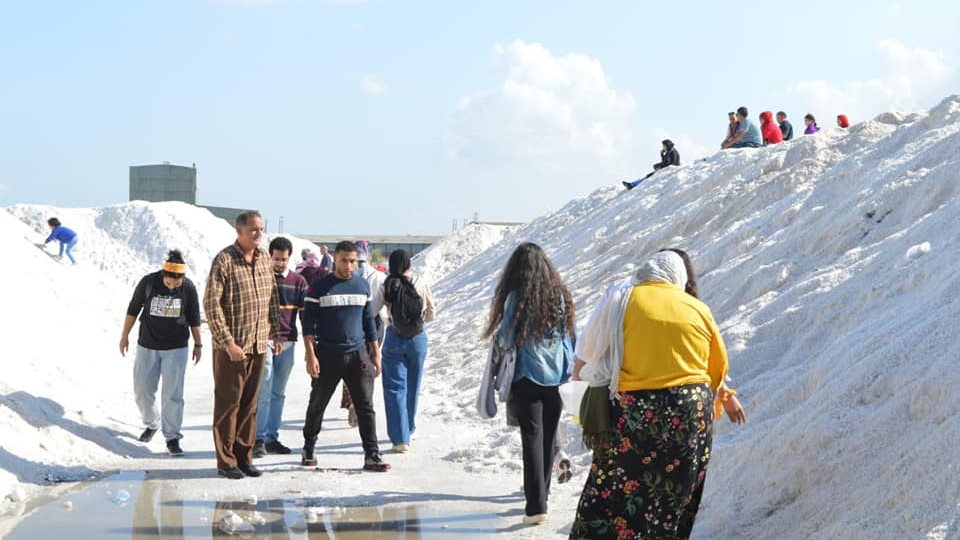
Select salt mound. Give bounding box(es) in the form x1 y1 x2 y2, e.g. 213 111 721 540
421 95 960 539
412 222 517 285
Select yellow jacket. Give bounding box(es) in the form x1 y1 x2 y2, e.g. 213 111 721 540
619 282 728 392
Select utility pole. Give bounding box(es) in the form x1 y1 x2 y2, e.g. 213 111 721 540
279 215 285 234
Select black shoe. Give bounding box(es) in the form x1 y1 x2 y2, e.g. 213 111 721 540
557 458 572 484
265 440 292 455
252 439 266 459
166 439 184 457
218 467 244 480
363 452 391 472
138 428 157 443
622 180 634 190
301 445 317 467
237 461 262 478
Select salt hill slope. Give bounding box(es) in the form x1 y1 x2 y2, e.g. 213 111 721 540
420 96 960 539
412 222 517 286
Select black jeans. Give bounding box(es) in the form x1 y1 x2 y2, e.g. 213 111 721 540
302 347 379 454
511 378 562 516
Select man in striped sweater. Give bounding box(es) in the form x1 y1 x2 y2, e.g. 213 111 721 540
253 237 308 458
300 241 390 472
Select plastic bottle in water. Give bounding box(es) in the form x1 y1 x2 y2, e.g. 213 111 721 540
112 490 131 505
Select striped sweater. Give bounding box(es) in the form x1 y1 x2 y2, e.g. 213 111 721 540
275 270 308 342
303 272 377 354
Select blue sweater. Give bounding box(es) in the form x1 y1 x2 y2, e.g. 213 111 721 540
45 226 77 244
303 272 377 354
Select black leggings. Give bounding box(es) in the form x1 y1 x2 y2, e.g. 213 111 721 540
510 378 562 516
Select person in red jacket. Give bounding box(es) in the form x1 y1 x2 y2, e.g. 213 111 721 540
759 111 784 145
837 114 850 128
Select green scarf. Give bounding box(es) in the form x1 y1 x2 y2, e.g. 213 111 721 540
579 386 613 450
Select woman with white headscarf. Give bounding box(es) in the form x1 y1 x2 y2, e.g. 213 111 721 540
570 249 736 540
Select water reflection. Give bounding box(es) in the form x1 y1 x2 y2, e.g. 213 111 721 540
7 471 515 539
133 479 184 539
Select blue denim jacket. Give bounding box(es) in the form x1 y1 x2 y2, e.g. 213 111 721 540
498 293 573 387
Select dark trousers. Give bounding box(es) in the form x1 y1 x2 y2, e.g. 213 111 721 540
212 349 265 470
511 378 562 516
303 347 379 454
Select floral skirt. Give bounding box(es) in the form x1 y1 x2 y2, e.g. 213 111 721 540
570 384 714 540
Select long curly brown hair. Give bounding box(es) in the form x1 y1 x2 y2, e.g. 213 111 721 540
484 242 575 343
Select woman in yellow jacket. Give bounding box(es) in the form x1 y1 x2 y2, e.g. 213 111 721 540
571 249 742 540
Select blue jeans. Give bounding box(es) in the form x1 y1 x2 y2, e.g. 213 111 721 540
256 342 296 442
731 141 760 148
59 237 78 264
133 345 188 441
381 327 428 445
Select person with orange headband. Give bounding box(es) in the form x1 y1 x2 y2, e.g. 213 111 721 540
120 249 202 457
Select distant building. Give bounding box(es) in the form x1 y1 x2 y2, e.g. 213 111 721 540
129 162 246 225
129 163 197 204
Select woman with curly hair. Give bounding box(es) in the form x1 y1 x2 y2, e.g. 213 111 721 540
484 242 575 526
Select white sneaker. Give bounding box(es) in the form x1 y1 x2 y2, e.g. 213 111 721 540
391 444 409 454
522 514 548 525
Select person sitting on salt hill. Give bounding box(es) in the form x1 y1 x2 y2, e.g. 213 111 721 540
35 217 79 265
760 110 784 145
721 106 763 149
837 114 851 128
721 111 739 148
804 113 821 134
622 140 680 190
777 111 794 141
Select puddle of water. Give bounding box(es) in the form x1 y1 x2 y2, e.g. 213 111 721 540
6 471 520 539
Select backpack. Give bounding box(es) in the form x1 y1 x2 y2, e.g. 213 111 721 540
384 275 424 338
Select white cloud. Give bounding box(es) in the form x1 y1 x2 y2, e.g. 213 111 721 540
446 40 636 175
787 39 952 122
360 75 388 96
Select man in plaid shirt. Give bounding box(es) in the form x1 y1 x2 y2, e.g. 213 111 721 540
204 210 283 479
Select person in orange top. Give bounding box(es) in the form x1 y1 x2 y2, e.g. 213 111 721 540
572 249 744 540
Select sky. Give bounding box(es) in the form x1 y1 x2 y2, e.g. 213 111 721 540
1 0 958 236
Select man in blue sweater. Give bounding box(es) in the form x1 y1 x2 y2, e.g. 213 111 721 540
301 241 390 472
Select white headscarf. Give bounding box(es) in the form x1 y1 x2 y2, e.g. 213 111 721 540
633 250 687 290
577 250 689 397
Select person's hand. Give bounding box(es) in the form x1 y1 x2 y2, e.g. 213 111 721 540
306 354 320 378
369 345 382 378
226 343 245 362
119 335 129 357
192 345 202 365
723 394 747 425
273 340 285 355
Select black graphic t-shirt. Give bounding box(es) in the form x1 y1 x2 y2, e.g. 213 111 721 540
126 271 201 350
